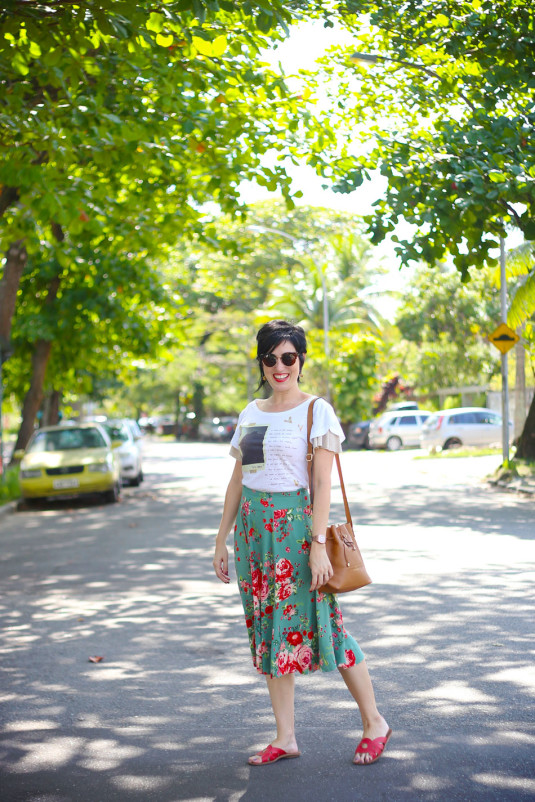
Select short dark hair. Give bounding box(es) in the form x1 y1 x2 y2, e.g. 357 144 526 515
255 320 307 389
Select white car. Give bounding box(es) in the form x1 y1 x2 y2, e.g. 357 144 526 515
419 407 511 451
102 420 144 486
369 410 433 450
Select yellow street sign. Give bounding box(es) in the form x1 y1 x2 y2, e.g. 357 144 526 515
488 322 520 354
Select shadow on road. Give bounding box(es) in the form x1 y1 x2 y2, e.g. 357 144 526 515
0 474 533 801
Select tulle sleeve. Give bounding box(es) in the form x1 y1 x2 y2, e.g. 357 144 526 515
310 398 345 453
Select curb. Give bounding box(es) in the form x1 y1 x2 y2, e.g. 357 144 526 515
0 500 19 519
488 479 535 496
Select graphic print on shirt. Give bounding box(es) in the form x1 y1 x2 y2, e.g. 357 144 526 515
239 425 269 473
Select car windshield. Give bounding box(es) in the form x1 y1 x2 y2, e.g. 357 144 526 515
103 423 129 442
28 427 107 452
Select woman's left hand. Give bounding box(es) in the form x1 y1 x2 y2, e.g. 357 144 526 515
309 543 333 591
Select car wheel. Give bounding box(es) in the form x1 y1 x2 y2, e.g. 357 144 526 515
104 481 121 504
444 437 462 450
386 436 402 451
130 469 143 487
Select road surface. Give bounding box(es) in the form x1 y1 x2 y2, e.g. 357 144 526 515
0 441 533 801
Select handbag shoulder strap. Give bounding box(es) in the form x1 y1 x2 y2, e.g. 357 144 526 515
306 397 353 527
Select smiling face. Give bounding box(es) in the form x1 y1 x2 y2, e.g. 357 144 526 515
262 339 302 394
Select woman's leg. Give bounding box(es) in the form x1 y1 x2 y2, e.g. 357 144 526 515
248 674 299 764
338 660 390 764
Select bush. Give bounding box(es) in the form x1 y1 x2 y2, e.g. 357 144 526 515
0 465 21 506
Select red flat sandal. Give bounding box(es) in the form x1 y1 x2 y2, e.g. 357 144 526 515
248 744 301 766
353 728 392 765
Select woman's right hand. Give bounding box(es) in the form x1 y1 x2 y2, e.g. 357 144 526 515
309 543 333 591
213 542 230 584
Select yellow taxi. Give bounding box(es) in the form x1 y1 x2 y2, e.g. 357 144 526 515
18 423 121 504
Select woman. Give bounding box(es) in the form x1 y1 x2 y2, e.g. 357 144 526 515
213 320 391 766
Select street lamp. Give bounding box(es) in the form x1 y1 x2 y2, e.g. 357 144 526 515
247 224 330 398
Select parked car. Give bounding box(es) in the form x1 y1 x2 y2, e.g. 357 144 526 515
419 407 511 452
102 420 144 486
154 415 177 436
17 423 121 504
387 401 419 411
198 416 237 442
124 418 143 441
346 420 371 449
369 409 433 451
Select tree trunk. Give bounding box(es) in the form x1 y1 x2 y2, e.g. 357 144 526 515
12 340 53 454
10 268 61 457
515 390 535 461
42 389 62 426
174 392 181 439
0 240 27 346
192 381 204 438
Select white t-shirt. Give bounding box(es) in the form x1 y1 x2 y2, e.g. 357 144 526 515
229 397 345 492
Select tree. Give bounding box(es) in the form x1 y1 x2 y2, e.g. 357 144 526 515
114 202 387 424
394 263 501 399
316 0 535 277
500 241 535 459
0 1 369 446
4 238 171 451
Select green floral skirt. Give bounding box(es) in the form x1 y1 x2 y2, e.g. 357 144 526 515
234 486 364 678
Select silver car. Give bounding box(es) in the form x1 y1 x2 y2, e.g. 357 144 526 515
369 410 433 451
419 407 509 451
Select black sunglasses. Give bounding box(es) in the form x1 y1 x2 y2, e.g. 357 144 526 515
260 352 300 368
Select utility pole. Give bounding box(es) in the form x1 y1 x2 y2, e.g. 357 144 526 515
499 236 510 464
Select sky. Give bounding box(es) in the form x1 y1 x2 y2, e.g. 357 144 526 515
237 20 410 316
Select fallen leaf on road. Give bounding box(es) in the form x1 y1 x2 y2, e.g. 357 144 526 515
88 656 104 663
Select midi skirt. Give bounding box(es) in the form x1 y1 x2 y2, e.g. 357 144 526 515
234 486 364 678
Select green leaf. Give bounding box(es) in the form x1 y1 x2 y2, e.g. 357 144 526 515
147 12 164 33
156 33 174 47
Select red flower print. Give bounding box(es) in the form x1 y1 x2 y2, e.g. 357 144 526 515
293 643 313 672
276 581 294 602
264 522 273 533
275 558 294 581
303 505 312 515
308 631 314 639
341 649 356 668
246 619 253 628
286 546 291 553
265 605 273 615
277 648 293 675
274 509 287 520
260 498 269 507
283 604 297 620
251 569 262 590
286 631 303 646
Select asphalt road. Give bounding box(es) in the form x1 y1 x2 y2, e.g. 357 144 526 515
0 441 534 802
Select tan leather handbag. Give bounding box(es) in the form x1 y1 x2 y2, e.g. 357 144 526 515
306 398 372 594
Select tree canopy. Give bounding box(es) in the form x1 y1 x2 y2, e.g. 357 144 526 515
317 0 535 277
0 0 373 447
